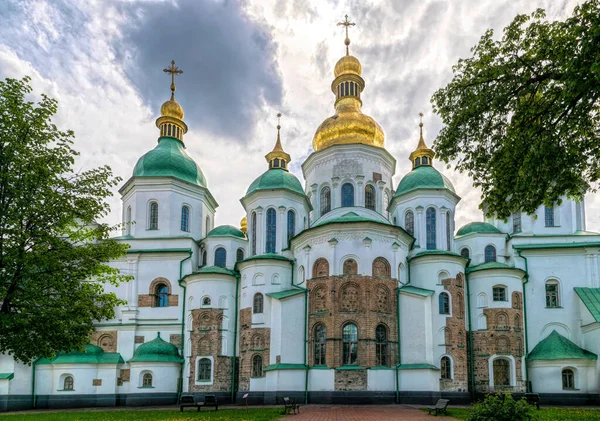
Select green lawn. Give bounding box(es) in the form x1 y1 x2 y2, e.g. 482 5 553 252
442 407 600 420
0 408 283 421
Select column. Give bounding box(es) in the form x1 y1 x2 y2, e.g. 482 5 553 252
256 206 264 254
278 206 286 253
392 243 400 280
331 177 340 209
363 237 372 275
440 207 448 251
416 206 424 248
311 184 319 220
303 245 312 281
356 175 365 207
376 180 386 214
329 239 338 275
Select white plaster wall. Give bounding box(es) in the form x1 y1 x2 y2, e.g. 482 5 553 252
278 296 306 365
129 363 179 393
400 294 429 365
455 234 509 266
308 369 334 391
529 361 596 393
34 366 53 395
201 236 247 269
266 370 305 391
367 370 395 391
50 365 98 395
249 376 267 391
399 369 439 391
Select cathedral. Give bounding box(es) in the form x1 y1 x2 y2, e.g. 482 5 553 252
2 24 600 411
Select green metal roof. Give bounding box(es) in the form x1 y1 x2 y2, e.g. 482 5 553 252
393 165 455 198
396 363 440 370
264 363 307 372
411 250 466 260
133 137 206 187
238 253 293 264
456 222 501 237
266 289 305 300
574 288 600 322
0 373 14 380
245 168 306 198
399 285 435 297
514 242 600 250
37 344 124 365
466 261 524 274
207 225 246 239
128 334 182 363
528 331 597 361
194 266 238 277
314 211 390 227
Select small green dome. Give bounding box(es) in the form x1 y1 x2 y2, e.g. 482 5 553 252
245 168 305 197
394 166 455 198
133 137 206 187
456 221 501 237
128 334 182 363
207 225 246 239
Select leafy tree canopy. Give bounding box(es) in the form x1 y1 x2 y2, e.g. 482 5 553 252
0 77 131 363
432 0 600 218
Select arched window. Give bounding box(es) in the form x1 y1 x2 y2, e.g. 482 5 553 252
198 358 211 381
341 183 354 207
202 296 211 306
460 248 470 259
493 285 507 302
422 156 428 165
415 157 421 167
180 205 190 232
405 210 414 236
314 324 326 365
477 293 488 308
214 247 226 268
446 212 451 250
253 293 264 314
202 250 207 266
251 212 257 256
142 373 152 387
426 208 436 249
342 323 358 365
125 206 132 235
155 284 169 307
372 257 391 277
375 325 388 366
365 185 376 211
312 258 329 278
478 314 487 330
493 358 510 386
205 216 210 236
484 245 496 263
287 210 295 243
343 258 357 275
320 186 331 215
266 208 277 253
149 201 158 230
252 355 263 378
439 292 450 314
236 248 245 262
63 376 74 390
546 280 560 308
512 212 522 233
441 356 451 379
562 368 575 389
545 206 555 227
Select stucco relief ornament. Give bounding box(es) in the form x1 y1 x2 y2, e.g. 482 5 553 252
306 231 396 247
332 159 363 178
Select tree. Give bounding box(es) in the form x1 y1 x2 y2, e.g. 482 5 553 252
0 77 130 363
431 0 600 218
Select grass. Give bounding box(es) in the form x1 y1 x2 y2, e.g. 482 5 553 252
440 407 600 420
0 408 283 421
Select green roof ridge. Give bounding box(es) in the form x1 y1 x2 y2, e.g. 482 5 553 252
396 363 440 370
0 373 14 380
574 287 600 322
528 331 597 361
314 211 390 227
264 363 307 371
207 225 246 239
128 334 182 363
245 168 306 198
194 266 238 277
266 289 306 300
37 344 124 365
393 166 455 198
411 250 466 260
399 285 435 297
238 253 293 264
456 221 502 237
466 261 524 274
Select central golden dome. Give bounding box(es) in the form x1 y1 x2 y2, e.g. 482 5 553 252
160 95 184 120
334 55 362 77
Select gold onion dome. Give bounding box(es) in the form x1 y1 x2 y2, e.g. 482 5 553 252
312 15 384 152
240 216 247 235
160 95 184 120
156 60 188 141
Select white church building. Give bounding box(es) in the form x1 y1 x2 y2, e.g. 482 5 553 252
2 32 600 411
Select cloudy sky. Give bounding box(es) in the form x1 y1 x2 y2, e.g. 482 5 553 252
1 0 598 233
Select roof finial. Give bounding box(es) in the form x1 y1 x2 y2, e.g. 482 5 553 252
337 14 356 56
163 60 183 100
418 112 424 138
265 111 290 170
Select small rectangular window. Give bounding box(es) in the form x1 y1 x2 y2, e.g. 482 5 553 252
493 287 507 302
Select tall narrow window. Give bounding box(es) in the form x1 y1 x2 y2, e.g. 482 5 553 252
155 284 168 307
236 248 244 262
149 202 158 230
460 248 470 259
493 359 510 386
512 212 521 233
545 206 555 227
202 250 207 266
441 356 451 379
205 216 210 236
546 280 560 307
426 208 436 249
415 157 421 167
342 323 358 365
252 355 263 378
266 208 277 253
142 373 153 387
198 358 211 381
64 376 74 390
314 324 326 365
562 369 574 389
375 325 388 366
287 210 295 243
126 206 132 235
405 210 414 236
251 212 257 256
341 183 354 207
181 206 190 232
214 247 227 268
253 293 264 314
484 245 496 263
422 157 428 165
439 292 450 314
446 212 451 250
365 185 376 211
320 186 331 215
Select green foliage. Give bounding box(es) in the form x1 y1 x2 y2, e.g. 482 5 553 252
431 0 600 218
0 77 131 363
467 393 533 421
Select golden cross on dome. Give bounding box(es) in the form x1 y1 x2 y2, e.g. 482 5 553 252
163 60 183 94
276 112 282 129
418 112 424 126
337 14 356 55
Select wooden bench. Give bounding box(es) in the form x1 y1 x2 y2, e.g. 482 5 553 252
427 399 450 416
525 393 540 409
282 397 300 415
179 395 197 412
198 394 218 411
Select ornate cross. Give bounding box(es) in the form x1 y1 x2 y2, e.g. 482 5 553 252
163 60 183 94
337 15 355 55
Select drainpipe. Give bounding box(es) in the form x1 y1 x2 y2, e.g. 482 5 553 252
465 259 475 401
31 357 40 408
230 274 240 404
516 249 530 392
290 260 309 404
177 250 193 402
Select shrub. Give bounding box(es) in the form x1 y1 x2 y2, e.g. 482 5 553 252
467 393 533 421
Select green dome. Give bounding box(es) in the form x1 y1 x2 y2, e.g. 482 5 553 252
133 137 206 187
245 168 305 197
394 166 455 198
128 334 182 363
207 225 246 239
456 221 501 237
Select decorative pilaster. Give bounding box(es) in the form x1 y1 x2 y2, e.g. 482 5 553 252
332 177 340 208
329 238 338 275
355 175 365 207
376 180 386 214
278 206 286 252
392 242 400 280
440 207 448 251
311 184 319 219
416 206 424 248
363 237 372 275
256 206 264 254
303 245 312 280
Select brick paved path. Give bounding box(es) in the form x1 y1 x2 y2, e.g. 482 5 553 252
287 405 454 420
